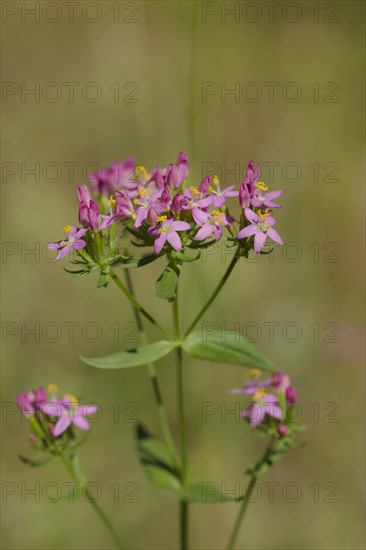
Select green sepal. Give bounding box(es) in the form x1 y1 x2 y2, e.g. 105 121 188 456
19 454 53 467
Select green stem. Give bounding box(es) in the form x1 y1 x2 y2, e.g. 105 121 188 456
109 268 170 339
226 438 275 550
60 453 124 550
123 270 176 457
173 291 189 549
184 251 240 338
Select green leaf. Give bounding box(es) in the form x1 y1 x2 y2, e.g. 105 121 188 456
97 269 110 288
177 482 238 503
155 261 181 301
135 423 181 490
80 340 176 369
182 331 276 372
142 465 181 490
172 250 201 263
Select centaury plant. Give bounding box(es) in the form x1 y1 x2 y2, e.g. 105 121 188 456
17 154 306 550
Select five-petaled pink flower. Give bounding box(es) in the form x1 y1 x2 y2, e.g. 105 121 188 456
41 397 98 437
237 208 283 253
148 216 191 255
48 225 87 261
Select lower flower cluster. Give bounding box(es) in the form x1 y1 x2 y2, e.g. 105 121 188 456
17 384 97 453
231 370 299 437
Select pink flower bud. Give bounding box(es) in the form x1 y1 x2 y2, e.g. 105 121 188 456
277 424 288 438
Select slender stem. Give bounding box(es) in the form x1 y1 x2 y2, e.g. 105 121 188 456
173 291 189 549
226 479 256 550
123 270 176 457
109 268 170 339
184 252 240 338
226 438 275 550
60 453 124 550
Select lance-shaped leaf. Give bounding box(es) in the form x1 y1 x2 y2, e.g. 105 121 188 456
182 331 276 372
80 340 176 369
135 423 182 490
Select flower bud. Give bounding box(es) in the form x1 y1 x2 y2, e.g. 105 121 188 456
171 193 184 215
285 386 297 405
198 176 210 194
277 424 288 438
147 206 158 225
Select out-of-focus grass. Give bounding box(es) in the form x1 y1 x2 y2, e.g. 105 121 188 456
1 1 365 549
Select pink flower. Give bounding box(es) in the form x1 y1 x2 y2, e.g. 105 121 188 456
193 208 228 242
16 387 47 417
148 216 191 254
242 392 283 428
41 398 98 437
236 208 283 253
48 225 87 261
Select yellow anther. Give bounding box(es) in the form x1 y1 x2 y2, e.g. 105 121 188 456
256 182 268 191
157 215 167 222
212 210 225 224
60 241 67 246
133 198 139 204
258 211 270 219
138 187 146 197
190 186 200 196
249 369 261 378
47 384 58 393
108 195 117 207
136 166 149 180
62 225 73 233
253 388 266 401
64 394 79 406
213 175 219 186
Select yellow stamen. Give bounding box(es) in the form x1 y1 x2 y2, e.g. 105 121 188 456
138 187 146 197
258 211 270 219
60 241 67 246
62 225 73 233
157 215 167 222
256 182 268 191
47 384 58 393
133 198 139 204
253 388 266 401
108 195 117 207
190 186 200 196
249 369 261 378
64 394 79 406
213 175 219 186
136 166 149 180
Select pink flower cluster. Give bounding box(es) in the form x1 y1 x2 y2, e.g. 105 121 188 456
48 153 284 259
231 370 297 437
17 384 98 438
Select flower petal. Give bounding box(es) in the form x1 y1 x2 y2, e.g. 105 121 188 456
244 208 259 223
170 221 191 231
73 415 91 431
154 233 167 255
53 415 72 436
194 224 214 241
237 224 257 240
267 228 283 245
254 231 267 253
166 231 183 252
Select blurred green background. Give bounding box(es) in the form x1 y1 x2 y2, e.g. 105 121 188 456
1 1 365 549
